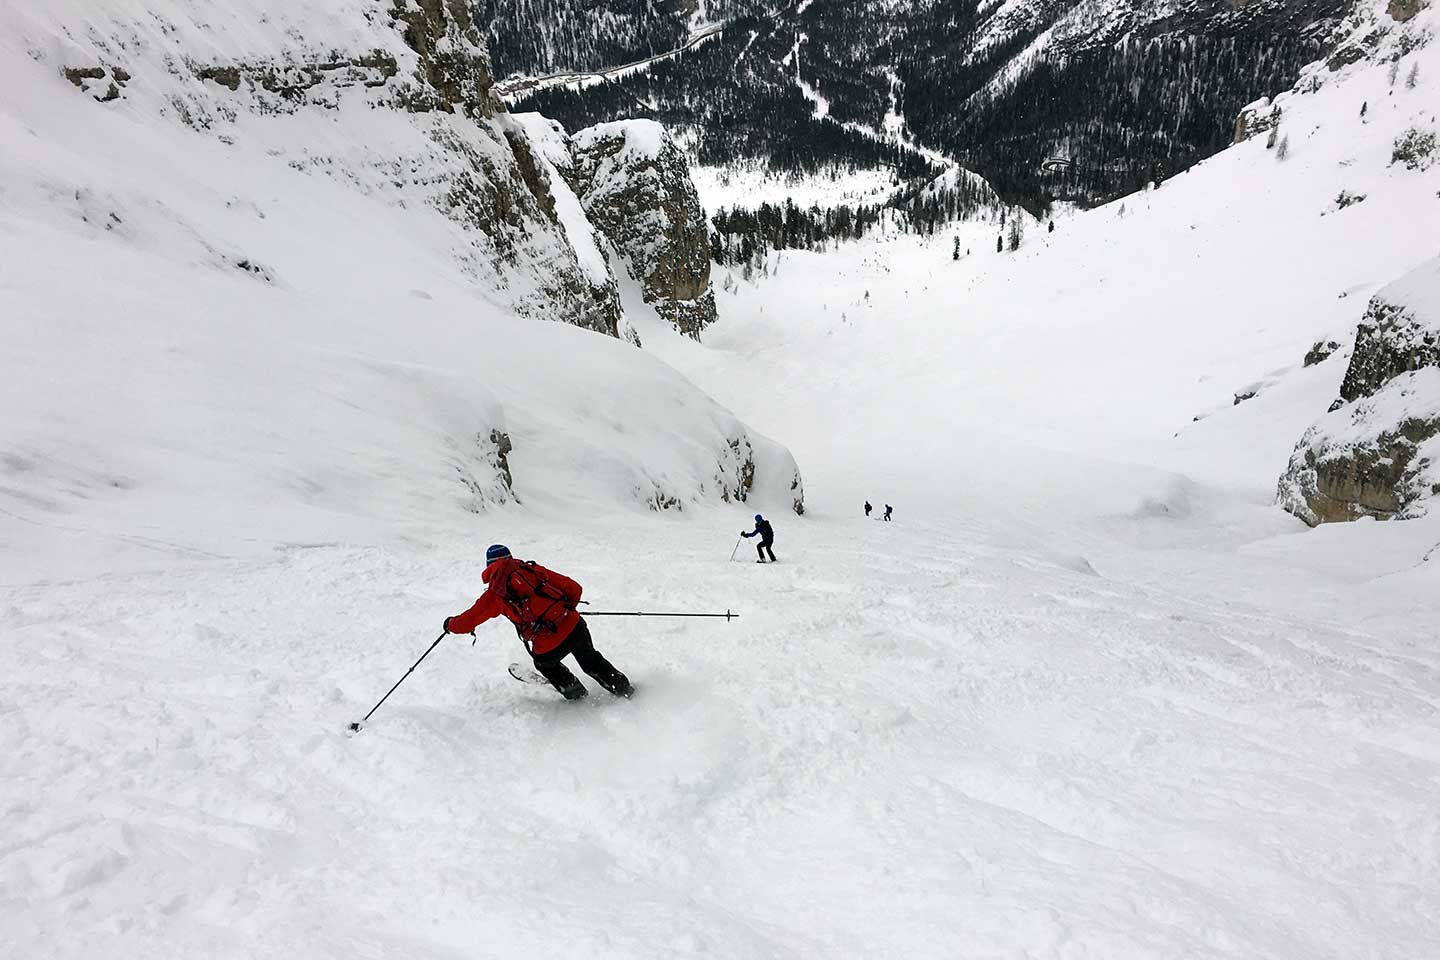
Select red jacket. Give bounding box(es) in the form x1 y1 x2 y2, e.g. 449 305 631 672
448 557 583 655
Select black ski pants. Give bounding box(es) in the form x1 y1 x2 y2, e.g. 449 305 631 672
532 618 630 699
756 538 776 562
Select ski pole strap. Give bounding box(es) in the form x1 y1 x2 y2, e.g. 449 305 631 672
582 610 738 620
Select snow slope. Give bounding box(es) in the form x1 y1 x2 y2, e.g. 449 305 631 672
6 3 1440 960
685 2 1440 513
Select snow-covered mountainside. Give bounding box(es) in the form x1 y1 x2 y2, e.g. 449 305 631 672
5 2 1440 959
667 0 1440 522
0 0 726 339
483 0 765 77
515 0 1353 210
0 0 804 573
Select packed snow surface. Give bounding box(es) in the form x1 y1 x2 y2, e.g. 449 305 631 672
6 3 1440 960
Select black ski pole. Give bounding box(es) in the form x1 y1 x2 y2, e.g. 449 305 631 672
582 610 739 621
349 631 446 732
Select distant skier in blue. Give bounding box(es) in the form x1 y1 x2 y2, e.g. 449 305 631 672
742 513 777 563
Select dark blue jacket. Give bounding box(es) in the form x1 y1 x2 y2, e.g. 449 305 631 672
743 518 774 543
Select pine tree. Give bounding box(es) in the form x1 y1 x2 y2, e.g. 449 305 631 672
1389 61 1400 87
996 234 1003 253
1007 216 1023 251
1276 134 1290 160
952 236 961 260
1406 63 1419 89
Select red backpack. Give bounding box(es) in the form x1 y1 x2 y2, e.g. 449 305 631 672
498 560 575 645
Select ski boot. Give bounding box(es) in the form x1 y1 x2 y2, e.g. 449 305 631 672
599 673 634 699
555 677 588 701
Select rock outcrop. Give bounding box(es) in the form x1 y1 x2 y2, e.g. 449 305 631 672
1234 97 1283 143
1388 0 1429 23
569 121 718 339
1304 339 1343 367
1278 257 1440 525
506 115 720 340
717 436 806 516
1392 127 1438 171
389 0 497 116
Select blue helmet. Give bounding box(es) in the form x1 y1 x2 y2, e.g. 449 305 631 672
754 514 763 522
485 543 511 565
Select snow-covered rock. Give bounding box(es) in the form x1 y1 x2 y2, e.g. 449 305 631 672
570 120 719 339
1279 257 1440 524
1234 96 1283 143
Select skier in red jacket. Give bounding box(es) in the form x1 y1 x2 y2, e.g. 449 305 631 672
444 544 633 700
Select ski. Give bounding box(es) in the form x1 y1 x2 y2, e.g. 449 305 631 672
508 662 549 686
508 662 636 700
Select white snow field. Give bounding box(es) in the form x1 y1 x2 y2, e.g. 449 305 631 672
6 4 1440 960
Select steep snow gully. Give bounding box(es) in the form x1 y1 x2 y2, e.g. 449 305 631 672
6 5 1440 960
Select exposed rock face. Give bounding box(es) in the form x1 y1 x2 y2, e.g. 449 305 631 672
452 429 518 511
1392 127 1438 171
716 436 806 516
389 0 497 116
1325 24 1386 70
1234 97 1283 143
1388 0 1428 23
1304 339 1343 367
504 114 631 341
1278 258 1440 525
386 0 620 335
1334 297 1440 406
569 121 718 339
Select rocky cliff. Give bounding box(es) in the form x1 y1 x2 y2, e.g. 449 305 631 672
511 115 719 339
1278 257 1440 525
569 121 719 339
